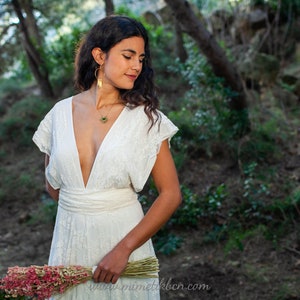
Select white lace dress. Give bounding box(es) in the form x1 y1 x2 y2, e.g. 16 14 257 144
32 97 178 299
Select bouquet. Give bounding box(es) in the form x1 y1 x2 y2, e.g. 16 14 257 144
0 256 159 299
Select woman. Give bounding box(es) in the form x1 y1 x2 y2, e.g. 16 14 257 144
33 15 181 299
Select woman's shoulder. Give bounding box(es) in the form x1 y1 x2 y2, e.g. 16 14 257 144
126 105 177 132
126 104 165 118
45 96 72 116
52 96 73 109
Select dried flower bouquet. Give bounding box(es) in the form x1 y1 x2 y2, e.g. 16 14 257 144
0 256 159 299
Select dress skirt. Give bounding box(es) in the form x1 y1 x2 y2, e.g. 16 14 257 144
48 188 160 299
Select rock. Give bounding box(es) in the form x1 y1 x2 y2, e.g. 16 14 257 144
248 8 268 30
280 60 300 98
281 74 298 86
238 52 280 84
231 13 252 44
231 8 269 44
209 9 234 34
143 11 162 26
271 85 299 107
285 156 300 170
18 211 31 224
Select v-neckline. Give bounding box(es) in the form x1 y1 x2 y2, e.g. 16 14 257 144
69 97 127 189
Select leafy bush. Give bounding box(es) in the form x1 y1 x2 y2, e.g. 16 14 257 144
269 187 300 222
0 78 25 97
224 224 268 253
250 0 300 18
169 40 249 159
0 168 40 205
170 184 227 227
0 96 52 148
140 182 227 254
203 158 300 248
26 194 58 225
46 25 87 89
152 233 183 255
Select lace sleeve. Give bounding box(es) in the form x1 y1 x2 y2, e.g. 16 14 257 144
129 110 179 192
153 111 179 155
32 109 53 155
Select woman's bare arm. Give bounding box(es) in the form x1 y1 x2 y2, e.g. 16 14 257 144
93 139 182 284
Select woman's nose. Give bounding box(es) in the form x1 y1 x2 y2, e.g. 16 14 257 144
131 59 141 72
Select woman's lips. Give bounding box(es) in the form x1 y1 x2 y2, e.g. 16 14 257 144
125 74 137 81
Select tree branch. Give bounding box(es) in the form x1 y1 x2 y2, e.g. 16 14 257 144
164 0 248 111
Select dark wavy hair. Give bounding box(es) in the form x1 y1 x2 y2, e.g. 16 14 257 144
74 15 159 126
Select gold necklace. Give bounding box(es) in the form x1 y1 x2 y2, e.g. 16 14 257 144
98 104 115 123
91 88 122 123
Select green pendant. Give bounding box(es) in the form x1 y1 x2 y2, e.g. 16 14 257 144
100 116 108 123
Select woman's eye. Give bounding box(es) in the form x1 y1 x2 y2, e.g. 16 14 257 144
123 54 144 63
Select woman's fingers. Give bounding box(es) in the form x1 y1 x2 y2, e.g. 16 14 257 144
93 266 120 284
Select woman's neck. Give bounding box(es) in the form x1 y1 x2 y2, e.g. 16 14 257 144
90 84 121 109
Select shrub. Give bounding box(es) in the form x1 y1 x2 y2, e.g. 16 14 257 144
46 25 87 90
169 40 249 158
0 96 52 149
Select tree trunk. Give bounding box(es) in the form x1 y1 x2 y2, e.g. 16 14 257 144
164 0 248 112
104 0 114 16
175 21 188 62
11 0 54 98
21 0 43 46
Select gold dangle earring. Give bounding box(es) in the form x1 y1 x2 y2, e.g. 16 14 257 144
94 65 103 88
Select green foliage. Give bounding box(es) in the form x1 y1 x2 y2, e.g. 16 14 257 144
152 233 183 255
0 168 38 205
241 162 271 220
28 195 58 225
169 136 188 171
171 184 227 227
238 120 283 164
147 26 180 95
203 158 300 248
269 188 300 222
224 225 267 253
226 162 275 232
250 0 300 17
141 183 227 228
0 78 25 97
140 183 227 254
115 6 139 18
171 186 203 227
46 25 88 89
198 0 300 18
13 53 34 83
0 96 52 149
41 197 58 224
169 41 250 158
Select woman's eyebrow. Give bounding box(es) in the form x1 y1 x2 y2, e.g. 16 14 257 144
121 49 145 57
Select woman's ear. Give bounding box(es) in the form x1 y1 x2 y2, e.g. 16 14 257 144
91 47 106 65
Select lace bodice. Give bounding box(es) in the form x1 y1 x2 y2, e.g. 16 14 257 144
33 97 178 192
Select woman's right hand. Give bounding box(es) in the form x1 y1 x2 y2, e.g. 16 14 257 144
93 246 131 284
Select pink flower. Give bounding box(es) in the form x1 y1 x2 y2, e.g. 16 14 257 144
0 265 93 299
0 257 159 298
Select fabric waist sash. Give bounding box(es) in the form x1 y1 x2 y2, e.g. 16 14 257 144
58 188 138 214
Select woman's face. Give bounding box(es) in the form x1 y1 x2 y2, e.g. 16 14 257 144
103 36 145 90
